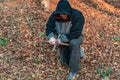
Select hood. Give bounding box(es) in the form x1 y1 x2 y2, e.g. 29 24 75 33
54 0 72 16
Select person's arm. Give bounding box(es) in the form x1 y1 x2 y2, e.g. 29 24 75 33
46 12 56 40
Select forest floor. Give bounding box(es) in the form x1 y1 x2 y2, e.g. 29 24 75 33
0 0 120 80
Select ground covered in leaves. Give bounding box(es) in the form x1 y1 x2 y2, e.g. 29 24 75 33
0 0 120 80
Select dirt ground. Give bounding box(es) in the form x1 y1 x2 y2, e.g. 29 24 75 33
104 0 120 8
0 0 120 80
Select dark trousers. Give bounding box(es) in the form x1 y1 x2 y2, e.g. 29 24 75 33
58 36 84 73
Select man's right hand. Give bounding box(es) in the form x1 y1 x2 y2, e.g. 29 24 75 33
48 37 57 45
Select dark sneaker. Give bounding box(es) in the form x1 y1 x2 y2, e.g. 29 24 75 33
67 72 77 80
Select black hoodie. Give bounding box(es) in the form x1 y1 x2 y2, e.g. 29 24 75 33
46 0 85 41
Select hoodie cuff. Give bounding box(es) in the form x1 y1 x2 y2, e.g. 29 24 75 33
60 34 69 42
47 32 54 40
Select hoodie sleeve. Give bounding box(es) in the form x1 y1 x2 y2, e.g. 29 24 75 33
46 13 56 40
66 11 85 40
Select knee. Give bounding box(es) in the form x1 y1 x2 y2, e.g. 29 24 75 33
69 39 79 46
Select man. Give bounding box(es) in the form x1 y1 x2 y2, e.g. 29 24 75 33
46 0 85 79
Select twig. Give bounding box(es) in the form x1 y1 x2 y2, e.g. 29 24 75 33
36 37 90 46
36 37 69 46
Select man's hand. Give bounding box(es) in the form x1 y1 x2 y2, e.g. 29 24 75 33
55 39 61 46
48 37 57 45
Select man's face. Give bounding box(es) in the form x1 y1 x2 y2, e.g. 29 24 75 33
60 14 68 20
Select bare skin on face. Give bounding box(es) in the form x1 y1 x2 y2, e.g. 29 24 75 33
60 14 68 20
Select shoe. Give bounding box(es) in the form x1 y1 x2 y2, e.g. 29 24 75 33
67 72 77 80
80 47 85 59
